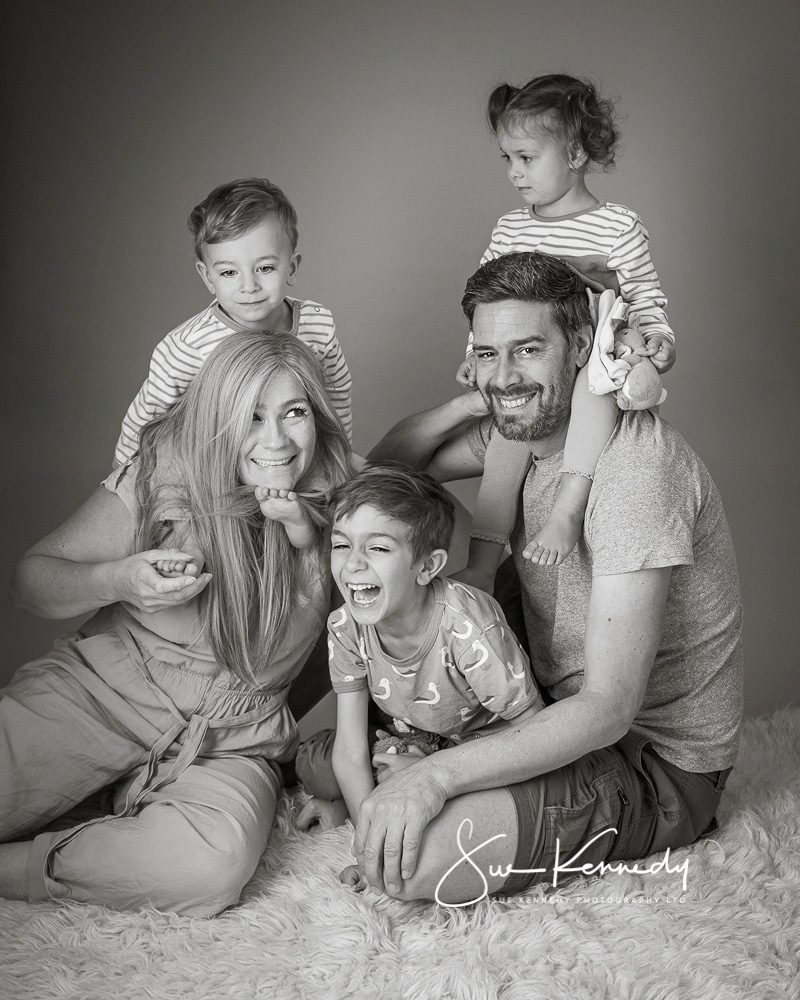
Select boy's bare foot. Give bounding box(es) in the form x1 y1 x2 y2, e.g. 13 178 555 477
340 864 368 891
296 796 349 832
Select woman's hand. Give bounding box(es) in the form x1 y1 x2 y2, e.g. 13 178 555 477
110 548 212 613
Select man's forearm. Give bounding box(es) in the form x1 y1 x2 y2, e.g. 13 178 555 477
415 690 624 799
368 393 482 470
425 568 670 796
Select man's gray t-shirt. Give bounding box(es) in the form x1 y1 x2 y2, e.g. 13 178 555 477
468 409 743 772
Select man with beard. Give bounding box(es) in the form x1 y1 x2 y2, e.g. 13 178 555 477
353 251 742 905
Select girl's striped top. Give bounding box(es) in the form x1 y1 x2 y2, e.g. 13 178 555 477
479 201 673 342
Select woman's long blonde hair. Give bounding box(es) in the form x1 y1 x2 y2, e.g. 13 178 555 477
134 331 352 686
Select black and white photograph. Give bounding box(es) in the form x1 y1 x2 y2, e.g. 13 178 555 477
1 1 798 997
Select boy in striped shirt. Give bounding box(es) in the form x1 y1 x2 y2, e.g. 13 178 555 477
114 177 352 467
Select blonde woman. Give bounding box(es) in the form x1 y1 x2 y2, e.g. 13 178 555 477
0 331 352 916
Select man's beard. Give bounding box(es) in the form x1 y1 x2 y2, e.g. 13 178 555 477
482 372 573 442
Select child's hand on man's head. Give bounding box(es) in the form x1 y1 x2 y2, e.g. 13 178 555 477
640 334 676 374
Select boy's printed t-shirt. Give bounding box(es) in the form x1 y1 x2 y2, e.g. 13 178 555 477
114 296 352 466
328 576 542 739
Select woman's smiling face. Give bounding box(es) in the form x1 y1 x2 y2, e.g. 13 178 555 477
237 371 317 490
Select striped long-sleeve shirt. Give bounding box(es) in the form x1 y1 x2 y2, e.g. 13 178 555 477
476 201 674 344
114 297 352 467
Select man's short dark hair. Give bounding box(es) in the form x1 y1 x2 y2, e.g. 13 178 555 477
329 461 454 561
461 251 592 347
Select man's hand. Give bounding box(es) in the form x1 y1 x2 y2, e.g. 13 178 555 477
640 334 676 373
354 764 448 894
456 354 477 388
459 386 491 419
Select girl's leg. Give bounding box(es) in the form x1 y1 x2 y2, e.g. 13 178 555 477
466 437 532 592
524 367 618 566
28 753 279 916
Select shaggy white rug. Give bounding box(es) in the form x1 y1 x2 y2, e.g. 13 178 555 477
1 707 798 1000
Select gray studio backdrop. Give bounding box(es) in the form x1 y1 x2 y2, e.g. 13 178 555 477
2 0 798 716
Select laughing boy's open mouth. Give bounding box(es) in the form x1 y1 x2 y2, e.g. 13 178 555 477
348 583 381 607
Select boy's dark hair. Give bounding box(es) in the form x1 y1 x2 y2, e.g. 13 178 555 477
329 462 455 562
461 251 592 349
488 73 619 169
188 177 298 259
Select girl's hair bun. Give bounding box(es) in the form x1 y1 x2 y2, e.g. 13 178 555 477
487 83 520 133
488 73 620 170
